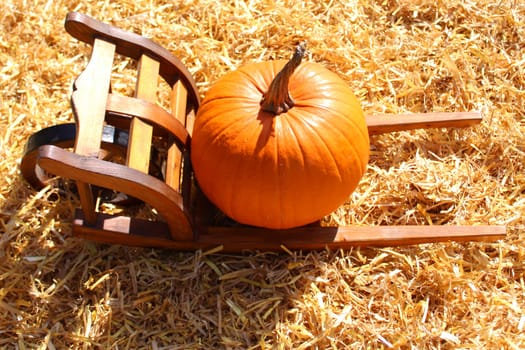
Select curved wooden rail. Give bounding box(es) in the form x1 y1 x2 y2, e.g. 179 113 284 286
20 124 129 189
37 145 193 241
105 94 191 148
64 11 200 110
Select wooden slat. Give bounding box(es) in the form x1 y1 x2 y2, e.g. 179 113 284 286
70 38 115 225
366 112 482 135
126 54 159 173
185 108 196 136
72 38 115 157
65 11 200 110
127 119 153 172
165 80 188 190
171 80 188 124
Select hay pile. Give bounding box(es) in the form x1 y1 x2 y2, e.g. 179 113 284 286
1 0 524 348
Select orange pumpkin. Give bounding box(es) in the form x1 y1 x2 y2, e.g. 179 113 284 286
191 43 369 229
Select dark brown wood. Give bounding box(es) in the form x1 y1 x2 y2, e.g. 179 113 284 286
64 11 200 110
198 225 506 250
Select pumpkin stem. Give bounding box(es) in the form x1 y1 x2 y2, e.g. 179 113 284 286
260 42 306 115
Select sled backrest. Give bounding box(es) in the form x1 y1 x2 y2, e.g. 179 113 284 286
63 12 200 239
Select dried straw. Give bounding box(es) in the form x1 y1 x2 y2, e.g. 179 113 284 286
1 0 524 348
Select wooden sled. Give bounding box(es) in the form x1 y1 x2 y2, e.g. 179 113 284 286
21 12 506 252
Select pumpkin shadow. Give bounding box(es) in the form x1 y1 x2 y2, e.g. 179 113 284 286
254 109 276 155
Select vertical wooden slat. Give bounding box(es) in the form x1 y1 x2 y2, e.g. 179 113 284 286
126 54 159 173
181 108 196 209
165 80 188 191
71 38 115 225
72 39 115 157
185 108 196 137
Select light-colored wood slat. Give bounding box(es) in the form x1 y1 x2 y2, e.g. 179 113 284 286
165 80 188 191
366 112 482 135
185 108 196 137
127 118 153 172
72 38 115 157
70 38 115 225
126 54 159 173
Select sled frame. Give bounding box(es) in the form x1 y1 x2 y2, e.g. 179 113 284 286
21 12 506 252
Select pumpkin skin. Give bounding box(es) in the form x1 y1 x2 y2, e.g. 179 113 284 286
191 57 369 229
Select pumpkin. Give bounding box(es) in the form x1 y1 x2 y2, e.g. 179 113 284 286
191 43 369 229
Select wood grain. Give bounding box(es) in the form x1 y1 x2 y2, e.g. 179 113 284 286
70 38 115 225
165 80 188 191
126 54 158 173
366 112 482 135
72 211 506 251
64 11 200 110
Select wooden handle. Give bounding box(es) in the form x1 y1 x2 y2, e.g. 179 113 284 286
366 112 482 135
72 218 506 251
